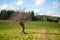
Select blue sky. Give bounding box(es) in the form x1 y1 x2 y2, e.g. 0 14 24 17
0 0 60 17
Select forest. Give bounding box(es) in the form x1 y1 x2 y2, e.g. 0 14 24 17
0 10 60 23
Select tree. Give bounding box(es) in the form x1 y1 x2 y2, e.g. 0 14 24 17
47 16 59 23
7 10 15 19
0 10 8 19
34 15 43 21
0 10 15 20
9 10 33 34
31 11 35 21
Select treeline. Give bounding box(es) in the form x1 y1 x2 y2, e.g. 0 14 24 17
0 10 60 23
35 15 60 23
0 10 34 20
0 10 14 20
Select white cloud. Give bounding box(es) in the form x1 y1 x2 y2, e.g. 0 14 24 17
45 11 54 15
39 13 44 15
16 0 24 6
9 6 15 10
0 3 15 11
0 4 9 10
25 8 32 12
51 14 60 17
52 1 60 8
34 9 43 15
34 9 40 13
34 0 46 6
34 9 45 15
0 0 24 11
44 10 60 17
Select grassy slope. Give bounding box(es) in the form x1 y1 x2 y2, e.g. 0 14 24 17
0 20 60 40
0 20 60 29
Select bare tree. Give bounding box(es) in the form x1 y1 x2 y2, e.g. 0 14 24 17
9 10 32 34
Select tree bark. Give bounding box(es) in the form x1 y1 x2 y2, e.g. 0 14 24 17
19 22 25 34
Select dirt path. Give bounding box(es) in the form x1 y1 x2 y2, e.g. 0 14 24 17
0 28 60 40
26 28 60 40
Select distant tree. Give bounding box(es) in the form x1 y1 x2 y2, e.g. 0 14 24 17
35 15 43 21
47 17 59 23
0 10 15 20
0 12 1 19
42 15 47 21
31 11 35 21
0 10 8 19
7 10 15 19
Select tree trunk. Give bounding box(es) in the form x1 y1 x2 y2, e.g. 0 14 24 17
19 22 25 34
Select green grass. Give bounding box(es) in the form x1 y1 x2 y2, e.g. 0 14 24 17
0 20 60 40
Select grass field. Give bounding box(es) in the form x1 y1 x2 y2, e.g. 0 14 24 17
0 20 60 40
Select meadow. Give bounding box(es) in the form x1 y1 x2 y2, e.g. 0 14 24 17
0 20 60 40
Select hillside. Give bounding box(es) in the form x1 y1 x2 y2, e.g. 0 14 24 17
0 20 60 40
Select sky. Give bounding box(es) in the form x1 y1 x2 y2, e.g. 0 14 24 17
0 0 60 17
